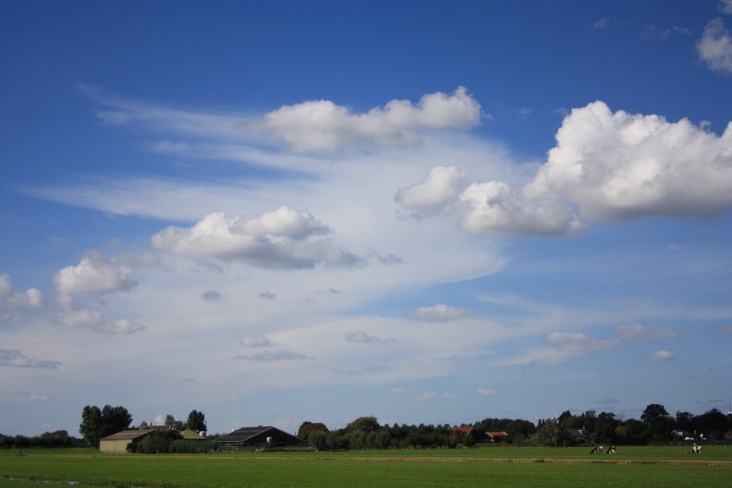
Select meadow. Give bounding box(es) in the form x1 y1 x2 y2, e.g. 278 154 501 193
2 445 732 488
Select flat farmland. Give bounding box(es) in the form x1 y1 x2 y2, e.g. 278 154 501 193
2 446 732 488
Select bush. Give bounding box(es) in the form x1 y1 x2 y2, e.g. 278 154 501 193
170 439 209 454
136 431 182 454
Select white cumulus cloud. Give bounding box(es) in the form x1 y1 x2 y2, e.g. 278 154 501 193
249 87 481 152
151 207 363 269
54 252 137 295
698 18 732 73
647 350 675 361
459 180 584 236
0 275 44 310
524 101 732 221
395 165 467 216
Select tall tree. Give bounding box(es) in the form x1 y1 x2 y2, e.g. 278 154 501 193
80 404 132 448
344 416 380 434
164 414 185 430
298 421 328 440
186 410 206 432
79 405 103 447
641 403 671 441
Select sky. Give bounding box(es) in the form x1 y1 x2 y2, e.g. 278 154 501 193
2 0 732 437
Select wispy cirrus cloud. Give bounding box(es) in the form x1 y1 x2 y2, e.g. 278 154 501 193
0 349 61 369
18 392 52 402
410 304 474 322
476 388 496 396
240 336 275 348
543 332 620 353
235 350 314 362
616 324 679 340
344 330 396 344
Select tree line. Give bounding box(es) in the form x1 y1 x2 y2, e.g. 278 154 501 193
296 405 732 451
1 403 729 451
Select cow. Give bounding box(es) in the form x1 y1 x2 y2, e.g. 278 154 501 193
687 444 703 454
606 446 616 454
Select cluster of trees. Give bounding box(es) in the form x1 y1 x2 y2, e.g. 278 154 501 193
297 405 732 451
0 430 81 449
78 405 207 448
155 410 207 433
79 405 133 448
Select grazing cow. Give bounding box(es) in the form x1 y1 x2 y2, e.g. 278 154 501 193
590 445 604 454
687 444 703 454
606 446 616 454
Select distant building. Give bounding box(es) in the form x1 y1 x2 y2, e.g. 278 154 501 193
179 429 207 441
99 425 171 453
486 431 509 442
449 426 473 436
216 426 306 451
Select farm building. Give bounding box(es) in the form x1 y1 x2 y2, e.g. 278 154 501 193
486 431 508 442
99 425 172 453
179 429 207 440
216 426 306 451
449 426 473 436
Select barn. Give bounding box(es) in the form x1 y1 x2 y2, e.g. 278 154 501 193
99 425 172 453
216 426 307 451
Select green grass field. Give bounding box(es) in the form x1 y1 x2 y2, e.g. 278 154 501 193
2 446 732 487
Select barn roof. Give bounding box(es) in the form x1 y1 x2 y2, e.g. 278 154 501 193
100 425 171 441
449 426 473 436
180 429 206 440
217 426 303 444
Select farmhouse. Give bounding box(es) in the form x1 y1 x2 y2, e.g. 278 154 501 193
486 431 508 442
216 426 306 451
99 425 172 453
449 426 473 436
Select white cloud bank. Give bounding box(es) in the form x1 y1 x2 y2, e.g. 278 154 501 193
249 86 481 152
395 100 732 236
151 206 363 269
525 101 732 220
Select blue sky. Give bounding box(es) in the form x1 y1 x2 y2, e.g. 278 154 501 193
2 0 732 437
